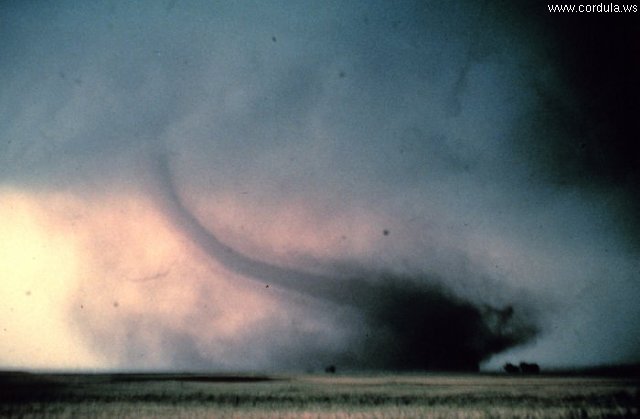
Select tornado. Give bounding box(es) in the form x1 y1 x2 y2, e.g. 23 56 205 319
150 152 538 371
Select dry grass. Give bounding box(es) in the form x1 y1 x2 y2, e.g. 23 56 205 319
1 372 638 418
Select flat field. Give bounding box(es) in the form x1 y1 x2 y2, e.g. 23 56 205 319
1 371 638 418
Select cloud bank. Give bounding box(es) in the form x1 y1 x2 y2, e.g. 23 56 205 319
0 0 638 371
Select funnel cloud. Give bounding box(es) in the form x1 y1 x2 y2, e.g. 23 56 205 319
151 152 537 371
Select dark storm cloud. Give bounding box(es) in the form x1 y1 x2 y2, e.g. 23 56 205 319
507 3 640 243
541 11 639 182
1 0 639 370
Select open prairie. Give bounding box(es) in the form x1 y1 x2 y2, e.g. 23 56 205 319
1 371 638 418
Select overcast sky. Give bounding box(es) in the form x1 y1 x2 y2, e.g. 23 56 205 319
1 0 638 371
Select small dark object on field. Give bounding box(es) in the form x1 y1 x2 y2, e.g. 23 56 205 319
503 362 540 374
325 365 336 374
520 362 540 374
504 363 520 374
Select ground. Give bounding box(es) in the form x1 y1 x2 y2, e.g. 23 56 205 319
1 371 639 418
